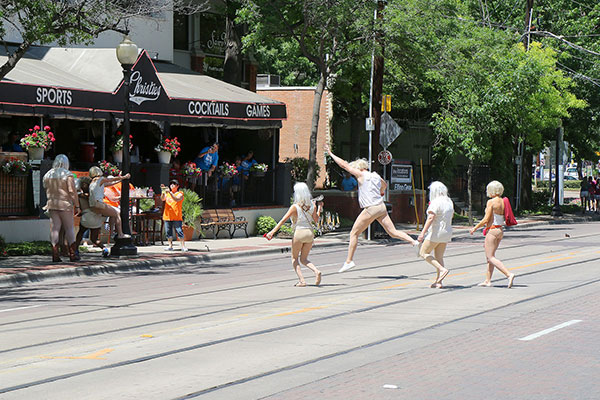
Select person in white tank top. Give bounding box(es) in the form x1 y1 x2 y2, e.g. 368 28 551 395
265 182 323 287
470 180 515 288
325 143 418 273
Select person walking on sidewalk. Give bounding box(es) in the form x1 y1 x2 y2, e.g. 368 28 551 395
325 143 418 273
43 154 81 262
469 180 515 288
265 182 323 287
161 179 188 252
417 181 454 288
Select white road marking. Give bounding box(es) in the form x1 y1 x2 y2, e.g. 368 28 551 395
518 319 582 341
0 305 43 313
383 384 399 389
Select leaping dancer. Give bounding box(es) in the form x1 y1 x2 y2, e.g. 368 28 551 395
325 143 418 273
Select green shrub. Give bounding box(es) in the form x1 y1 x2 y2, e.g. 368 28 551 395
182 188 203 227
279 223 293 235
4 241 52 256
139 197 155 212
535 180 581 190
0 235 6 257
256 215 277 235
285 157 321 188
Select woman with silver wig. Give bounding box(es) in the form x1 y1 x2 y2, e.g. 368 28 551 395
265 182 323 286
417 181 454 288
325 143 418 273
43 154 81 262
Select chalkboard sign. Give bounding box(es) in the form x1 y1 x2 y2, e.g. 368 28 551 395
391 164 412 184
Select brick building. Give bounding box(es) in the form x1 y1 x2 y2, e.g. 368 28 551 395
257 83 332 188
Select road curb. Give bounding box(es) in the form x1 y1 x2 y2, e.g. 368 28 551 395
0 240 347 288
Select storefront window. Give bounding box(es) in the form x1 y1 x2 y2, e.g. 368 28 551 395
173 12 189 51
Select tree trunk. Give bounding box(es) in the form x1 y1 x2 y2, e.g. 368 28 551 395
576 158 583 179
0 41 31 81
521 147 533 210
467 160 473 226
306 74 326 190
223 1 243 86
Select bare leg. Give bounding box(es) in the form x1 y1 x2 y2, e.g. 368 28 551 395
346 209 376 263
377 214 417 243
420 241 448 288
300 242 321 285
482 229 514 287
291 239 306 286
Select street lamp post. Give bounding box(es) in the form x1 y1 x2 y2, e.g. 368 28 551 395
551 126 563 217
111 36 139 256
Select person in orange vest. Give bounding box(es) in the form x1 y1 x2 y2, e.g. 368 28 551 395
161 179 187 252
103 180 135 209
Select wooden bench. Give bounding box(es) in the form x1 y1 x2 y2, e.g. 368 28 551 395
200 209 248 239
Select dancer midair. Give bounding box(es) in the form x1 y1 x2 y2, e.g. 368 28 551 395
265 182 323 287
470 180 515 288
417 181 454 288
325 143 418 273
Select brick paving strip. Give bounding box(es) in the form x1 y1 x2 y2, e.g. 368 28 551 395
0 214 597 287
263 292 600 400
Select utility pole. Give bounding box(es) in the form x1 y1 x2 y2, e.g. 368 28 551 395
371 0 385 175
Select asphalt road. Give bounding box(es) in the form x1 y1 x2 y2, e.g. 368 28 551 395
1 222 599 399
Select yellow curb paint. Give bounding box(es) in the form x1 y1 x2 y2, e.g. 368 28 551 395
274 306 327 317
41 348 114 360
381 282 414 290
140 334 153 338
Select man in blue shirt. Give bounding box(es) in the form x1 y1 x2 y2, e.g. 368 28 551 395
239 150 257 179
2 133 23 152
194 143 219 177
341 171 358 191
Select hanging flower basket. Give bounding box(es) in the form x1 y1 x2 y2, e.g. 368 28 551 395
20 125 55 160
111 131 133 162
158 150 171 164
113 149 123 163
155 137 181 162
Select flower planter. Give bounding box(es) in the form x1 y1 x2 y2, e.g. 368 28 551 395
113 149 123 163
27 147 44 160
182 224 195 241
158 150 172 164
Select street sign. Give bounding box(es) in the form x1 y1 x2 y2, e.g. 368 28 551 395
365 117 375 131
380 112 403 149
378 150 392 165
381 94 391 112
391 164 412 183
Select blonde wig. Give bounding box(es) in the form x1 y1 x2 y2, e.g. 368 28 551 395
429 181 449 202
486 180 504 197
348 158 369 171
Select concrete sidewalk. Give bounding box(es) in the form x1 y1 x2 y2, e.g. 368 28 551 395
0 213 598 287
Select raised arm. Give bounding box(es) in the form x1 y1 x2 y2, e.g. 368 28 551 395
103 173 131 187
266 205 296 240
324 143 363 179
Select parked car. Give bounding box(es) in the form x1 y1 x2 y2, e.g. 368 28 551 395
564 175 578 180
565 167 578 179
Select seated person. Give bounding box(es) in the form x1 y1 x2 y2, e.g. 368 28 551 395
170 158 184 186
88 166 131 239
240 150 257 179
75 176 104 251
341 171 358 191
2 132 23 152
194 143 219 178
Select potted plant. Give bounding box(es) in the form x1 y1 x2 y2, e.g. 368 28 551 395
98 160 122 176
155 136 181 164
181 188 203 241
20 125 55 160
111 131 133 163
182 161 202 185
1 157 31 176
250 163 269 177
220 162 239 178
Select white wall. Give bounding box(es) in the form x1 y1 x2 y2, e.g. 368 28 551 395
0 220 50 243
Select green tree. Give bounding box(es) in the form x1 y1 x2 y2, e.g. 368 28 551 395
239 0 375 189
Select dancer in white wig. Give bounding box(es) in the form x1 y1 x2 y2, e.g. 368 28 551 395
417 181 454 288
265 182 323 287
325 143 418 273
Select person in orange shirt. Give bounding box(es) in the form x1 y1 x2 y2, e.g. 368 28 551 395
104 180 135 208
161 179 187 252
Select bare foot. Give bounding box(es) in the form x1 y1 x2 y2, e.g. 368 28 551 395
478 281 492 287
315 271 322 286
507 273 515 289
430 282 443 289
294 281 306 287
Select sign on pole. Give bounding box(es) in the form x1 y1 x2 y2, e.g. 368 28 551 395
390 163 412 191
380 112 403 149
365 117 375 131
378 150 392 165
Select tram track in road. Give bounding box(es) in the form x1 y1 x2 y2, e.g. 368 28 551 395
0 230 595 356
3 255 600 397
